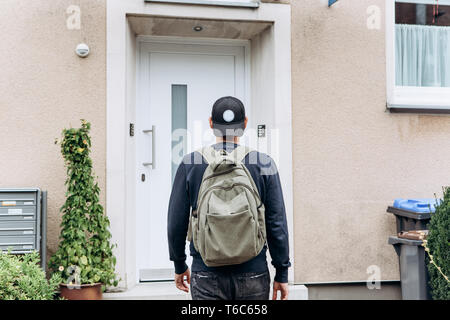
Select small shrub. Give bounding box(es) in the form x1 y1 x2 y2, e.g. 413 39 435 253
427 187 450 300
0 251 61 300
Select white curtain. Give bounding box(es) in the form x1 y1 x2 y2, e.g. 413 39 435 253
396 24 450 87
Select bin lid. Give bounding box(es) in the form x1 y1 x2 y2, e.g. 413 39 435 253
388 236 423 246
393 198 440 213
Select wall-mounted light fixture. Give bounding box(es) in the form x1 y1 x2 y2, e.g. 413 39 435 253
75 43 90 58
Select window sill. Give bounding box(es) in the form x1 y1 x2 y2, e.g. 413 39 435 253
387 103 450 114
387 86 450 114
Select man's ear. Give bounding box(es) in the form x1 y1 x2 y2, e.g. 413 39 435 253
209 117 213 129
244 117 248 129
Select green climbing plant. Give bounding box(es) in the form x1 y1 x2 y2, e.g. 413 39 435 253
49 120 118 291
425 187 450 300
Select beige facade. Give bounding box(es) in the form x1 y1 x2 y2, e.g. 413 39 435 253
292 0 450 283
1 0 449 292
0 0 107 262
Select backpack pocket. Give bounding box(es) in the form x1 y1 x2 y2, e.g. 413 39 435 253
203 209 258 267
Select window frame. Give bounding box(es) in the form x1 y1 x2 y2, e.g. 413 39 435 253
386 0 450 112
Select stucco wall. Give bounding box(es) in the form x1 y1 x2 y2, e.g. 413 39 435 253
3 0 449 287
0 0 107 266
291 0 450 283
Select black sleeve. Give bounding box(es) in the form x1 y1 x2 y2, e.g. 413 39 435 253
264 162 291 283
167 162 190 274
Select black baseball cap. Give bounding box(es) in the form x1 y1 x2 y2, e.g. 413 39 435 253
211 96 246 137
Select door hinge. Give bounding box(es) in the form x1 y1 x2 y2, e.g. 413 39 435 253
129 123 134 137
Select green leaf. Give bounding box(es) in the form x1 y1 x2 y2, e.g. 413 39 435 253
80 256 88 266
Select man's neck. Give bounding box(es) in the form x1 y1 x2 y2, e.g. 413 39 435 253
216 137 239 144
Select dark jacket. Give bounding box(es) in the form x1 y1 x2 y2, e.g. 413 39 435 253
167 142 291 283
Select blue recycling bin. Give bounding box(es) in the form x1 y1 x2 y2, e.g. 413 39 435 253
387 198 440 233
393 198 438 213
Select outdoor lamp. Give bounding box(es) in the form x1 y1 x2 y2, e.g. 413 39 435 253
75 43 90 58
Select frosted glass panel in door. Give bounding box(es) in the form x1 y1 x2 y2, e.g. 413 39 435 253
172 84 187 184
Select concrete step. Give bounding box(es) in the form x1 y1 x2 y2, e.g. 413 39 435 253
103 282 308 300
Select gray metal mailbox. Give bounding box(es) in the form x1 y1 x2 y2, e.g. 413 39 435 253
0 188 47 269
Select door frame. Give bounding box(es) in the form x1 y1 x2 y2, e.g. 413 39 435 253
107 0 293 290
135 36 251 283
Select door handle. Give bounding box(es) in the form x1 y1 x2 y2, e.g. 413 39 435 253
143 125 155 169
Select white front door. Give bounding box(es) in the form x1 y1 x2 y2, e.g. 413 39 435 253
136 39 249 282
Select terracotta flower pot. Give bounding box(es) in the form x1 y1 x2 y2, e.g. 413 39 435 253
59 283 103 300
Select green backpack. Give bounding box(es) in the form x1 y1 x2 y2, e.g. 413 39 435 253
187 145 266 267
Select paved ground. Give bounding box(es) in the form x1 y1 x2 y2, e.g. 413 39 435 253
103 282 308 300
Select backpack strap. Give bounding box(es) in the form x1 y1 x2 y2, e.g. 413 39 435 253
230 145 252 163
197 146 218 164
198 145 252 164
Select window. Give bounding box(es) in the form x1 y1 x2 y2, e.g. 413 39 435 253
387 0 450 111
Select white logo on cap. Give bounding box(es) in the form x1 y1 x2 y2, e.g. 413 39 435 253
223 110 235 122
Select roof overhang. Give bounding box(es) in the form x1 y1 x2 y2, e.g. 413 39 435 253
144 0 260 8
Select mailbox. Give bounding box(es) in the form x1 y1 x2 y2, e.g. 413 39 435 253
0 188 47 269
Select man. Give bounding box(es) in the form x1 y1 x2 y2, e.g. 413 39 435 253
168 96 290 300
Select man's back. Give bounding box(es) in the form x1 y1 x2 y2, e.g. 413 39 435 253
168 142 290 290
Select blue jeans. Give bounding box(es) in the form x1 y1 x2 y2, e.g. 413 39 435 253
190 270 270 300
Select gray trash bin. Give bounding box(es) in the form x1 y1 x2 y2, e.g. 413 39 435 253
388 236 431 300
